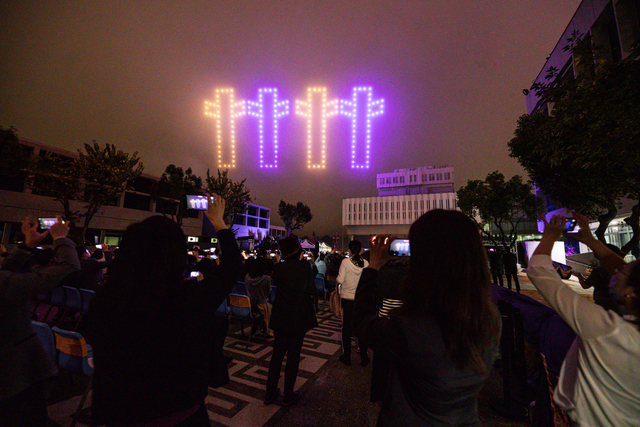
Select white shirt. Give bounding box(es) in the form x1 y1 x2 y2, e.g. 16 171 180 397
336 257 368 300
527 255 640 426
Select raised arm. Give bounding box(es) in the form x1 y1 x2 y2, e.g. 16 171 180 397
529 214 622 339
203 193 243 304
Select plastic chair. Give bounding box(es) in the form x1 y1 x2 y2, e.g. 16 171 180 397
229 293 262 347
56 286 83 328
52 327 94 427
42 286 66 322
31 321 56 362
216 298 230 316
268 285 277 304
231 281 247 295
74 289 96 330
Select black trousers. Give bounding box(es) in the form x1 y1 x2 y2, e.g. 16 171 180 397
341 298 368 361
505 271 520 292
266 330 306 398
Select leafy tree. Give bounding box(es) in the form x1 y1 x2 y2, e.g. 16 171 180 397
457 171 545 249
278 200 313 236
509 32 640 253
32 141 143 242
204 169 252 227
151 164 203 226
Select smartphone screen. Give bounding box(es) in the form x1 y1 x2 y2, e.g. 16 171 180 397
564 218 578 232
38 218 58 230
186 195 208 210
388 238 410 257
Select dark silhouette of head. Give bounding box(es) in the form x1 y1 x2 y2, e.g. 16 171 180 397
348 240 364 267
398 209 500 373
101 215 187 307
248 257 269 278
279 236 302 260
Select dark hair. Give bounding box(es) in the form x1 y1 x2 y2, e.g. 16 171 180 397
279 236 302 260
93 216 187 312
91 249 104 259
248 257 269 278
397 209 500 373
348 240 364 268
33 248 55 267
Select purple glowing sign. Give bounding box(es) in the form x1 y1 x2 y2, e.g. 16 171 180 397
340 87 384 169
247 88 289 168
204 86 385 169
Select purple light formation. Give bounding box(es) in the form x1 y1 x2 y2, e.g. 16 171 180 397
247 88 290 168
340 87 384 169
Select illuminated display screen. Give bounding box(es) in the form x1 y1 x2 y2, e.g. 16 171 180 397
205 86 385 169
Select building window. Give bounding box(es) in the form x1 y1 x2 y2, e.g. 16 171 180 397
123 193 151 211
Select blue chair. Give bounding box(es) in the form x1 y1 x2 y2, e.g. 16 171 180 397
52 327 93 427
268 285 277 304
74 289 96 330
216 298 230 316
42 286 66 322
31 321 56 362
56 286 83 328
228 293 262 347
231 281 247 295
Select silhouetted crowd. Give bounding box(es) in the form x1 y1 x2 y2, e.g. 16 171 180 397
1 202 639 426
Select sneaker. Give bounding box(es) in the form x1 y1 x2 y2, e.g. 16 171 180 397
338 355 351 366
264 388 280 405
283 391 300 406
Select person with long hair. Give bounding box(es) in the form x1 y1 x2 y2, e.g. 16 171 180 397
353 210 501 425
528 212 640 425
85 193 243 426
337 239 370 366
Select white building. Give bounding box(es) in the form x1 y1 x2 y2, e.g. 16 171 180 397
342 166 458 240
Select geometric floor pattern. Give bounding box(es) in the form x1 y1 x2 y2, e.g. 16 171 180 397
47 303 343 427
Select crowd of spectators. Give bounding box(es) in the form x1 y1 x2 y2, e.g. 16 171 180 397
1 205 639 426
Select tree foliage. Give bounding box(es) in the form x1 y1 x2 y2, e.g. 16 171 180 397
32 141 143 242
151 164 203 226
204 169 252 227
508 32 640 253
278 200 313 236
457 171 545 249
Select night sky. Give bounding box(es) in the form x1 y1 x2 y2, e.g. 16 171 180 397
0 1 581 236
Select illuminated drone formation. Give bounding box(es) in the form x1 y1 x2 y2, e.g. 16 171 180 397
340 87 384 169
247 88 290 168
295 87 339 169
205 86 384 169
204 88 246 168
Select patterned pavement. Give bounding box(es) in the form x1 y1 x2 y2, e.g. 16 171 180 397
47 303 343 427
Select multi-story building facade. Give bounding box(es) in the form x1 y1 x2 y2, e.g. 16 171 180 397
342 166 458 242
525 0 640 261
0 137 271 248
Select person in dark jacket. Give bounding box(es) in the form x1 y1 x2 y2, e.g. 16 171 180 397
0 216 80 426
85 193 242 426
354 210 501 426
264 236 317 406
